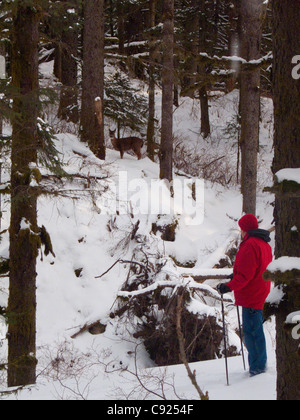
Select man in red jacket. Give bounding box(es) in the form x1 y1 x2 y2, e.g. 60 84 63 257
217 214 273 377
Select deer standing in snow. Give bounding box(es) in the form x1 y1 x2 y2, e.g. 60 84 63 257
109 129 143 160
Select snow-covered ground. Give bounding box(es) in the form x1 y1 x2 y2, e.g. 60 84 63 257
0 61 276 400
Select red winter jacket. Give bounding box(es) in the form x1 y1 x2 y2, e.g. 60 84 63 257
228 230 273 310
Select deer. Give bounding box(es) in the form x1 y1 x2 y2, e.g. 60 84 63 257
109 129 144 160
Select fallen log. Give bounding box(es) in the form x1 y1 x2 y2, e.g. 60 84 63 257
71 320 106 339
183 274 230 284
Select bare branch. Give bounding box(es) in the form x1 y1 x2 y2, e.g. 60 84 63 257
176 289 209 401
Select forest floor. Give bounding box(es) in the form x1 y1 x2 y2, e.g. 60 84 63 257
0 61 276 400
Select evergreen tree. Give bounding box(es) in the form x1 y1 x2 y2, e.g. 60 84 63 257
239 0 264 215
0 2 11 136
80 0 105 160
270 0 300 401
0 41 5 136
7 0 40 387
105 71 148 136
176 0 211 137
160 0 174 182
146 0 158 161
57 0 80 124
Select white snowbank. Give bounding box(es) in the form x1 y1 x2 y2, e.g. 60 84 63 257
267 256 300 273
275 168 300 184
0 61 277 400
266 285 285 306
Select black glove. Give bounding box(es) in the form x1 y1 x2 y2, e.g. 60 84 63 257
227 273 234 280
217 283 232 295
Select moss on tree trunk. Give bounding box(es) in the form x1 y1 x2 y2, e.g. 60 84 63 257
159 0 174 182
80 0 105 160
7 3 40 387
271 0 300 401
240 0 263 215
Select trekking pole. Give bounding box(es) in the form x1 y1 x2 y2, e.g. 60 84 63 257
221 294 230 386
236 306 246 371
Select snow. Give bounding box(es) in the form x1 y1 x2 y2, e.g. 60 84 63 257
0 55 5 79
160 352 276 400
266 285 285 307
0 60 278 400
19 218 31 230
267 256 300 273
275 168 300 184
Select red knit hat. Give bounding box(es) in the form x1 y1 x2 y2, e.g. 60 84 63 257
238 214 259 232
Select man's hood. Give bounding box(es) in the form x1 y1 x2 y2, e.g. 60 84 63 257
247 229 271 243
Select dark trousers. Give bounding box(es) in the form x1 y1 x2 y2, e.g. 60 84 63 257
242 307 267 376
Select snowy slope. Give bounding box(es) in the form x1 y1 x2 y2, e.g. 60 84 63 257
0 62 276 400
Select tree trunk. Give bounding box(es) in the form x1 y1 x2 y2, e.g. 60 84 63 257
198 0 211 139
8 3 40 387
272 0 300 401
199 86 210 139
240 0 263 215
58 0 79 124
0 42 5 136
54 42 62 82
146 0 157 161
117 3 125 56
80 0 105 160
159 0 174 182
182 0 199 95
227 0 241 92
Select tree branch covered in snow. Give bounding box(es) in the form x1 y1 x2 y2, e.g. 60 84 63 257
198 51 273 71
264 257 300 284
